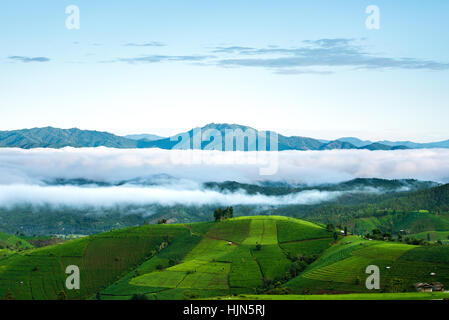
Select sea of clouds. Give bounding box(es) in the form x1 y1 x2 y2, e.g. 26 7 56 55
0 147 448 208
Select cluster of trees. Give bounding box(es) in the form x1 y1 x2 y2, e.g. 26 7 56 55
213 206 234 221
326 223 347 240
287 253 318 278
254 252 319 294
304 184 449 225
365 229 393 241
363 228 446 246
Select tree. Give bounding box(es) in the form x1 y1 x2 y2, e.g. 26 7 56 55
130 293 148 300
344 226 348 236
57 290 67 300
213 207 234 221
3 289 14 300
227 206 234 218
183 290 199 300
214 208 223 221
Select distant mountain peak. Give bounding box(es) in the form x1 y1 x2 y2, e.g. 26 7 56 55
0 125 447 151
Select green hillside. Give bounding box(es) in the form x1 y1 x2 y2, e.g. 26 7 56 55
285 236 449 294
352 212 449 235
0 232 33 258
1 216 448 300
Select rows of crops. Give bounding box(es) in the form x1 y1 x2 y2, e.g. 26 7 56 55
100 216 329 299
0 224 189 299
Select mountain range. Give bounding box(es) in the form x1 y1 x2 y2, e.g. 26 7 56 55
1 123 449 151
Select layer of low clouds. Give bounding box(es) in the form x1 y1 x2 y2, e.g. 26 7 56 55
1 148 449 186
0 148 448 208
0 184 350 208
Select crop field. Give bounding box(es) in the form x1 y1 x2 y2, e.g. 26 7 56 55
384 246 449 289
283 236 449 294
411 231 449 243
280 238 334 257
353 212 449 235
0 224 189 299
226 246 263 290
1 216 449 300
276 218 332 243
99 216 332 299
205 219 250 243
241 220 264 245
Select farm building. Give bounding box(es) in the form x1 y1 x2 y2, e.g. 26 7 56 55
414 282 445 292
431 282 445 292
414 283 433 292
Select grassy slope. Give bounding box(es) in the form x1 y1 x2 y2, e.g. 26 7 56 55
0 224 189 299
285 235 449 294
0 232 34 259
1 216 448 300
410 231 449 244
100 216 332 300
353 212 449 235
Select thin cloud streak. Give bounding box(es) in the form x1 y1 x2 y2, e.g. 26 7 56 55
8 56 50 63
0 184 350 208
124 41 166 47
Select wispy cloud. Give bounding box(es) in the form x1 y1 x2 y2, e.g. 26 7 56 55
214 38 449 73
111 55 212 64
8 56 50 63
212 46 255 54
124 41 166 47
99 38 449 74
273 69 334 75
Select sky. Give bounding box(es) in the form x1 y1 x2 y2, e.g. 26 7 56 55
1 1 448 142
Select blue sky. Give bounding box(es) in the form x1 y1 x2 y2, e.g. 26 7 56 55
1 1 448 141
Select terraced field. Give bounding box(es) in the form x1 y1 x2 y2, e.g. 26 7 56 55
101 216 332 299
0 224 190 299
285 236 449 294
1 215 448 300
410 231 449 244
